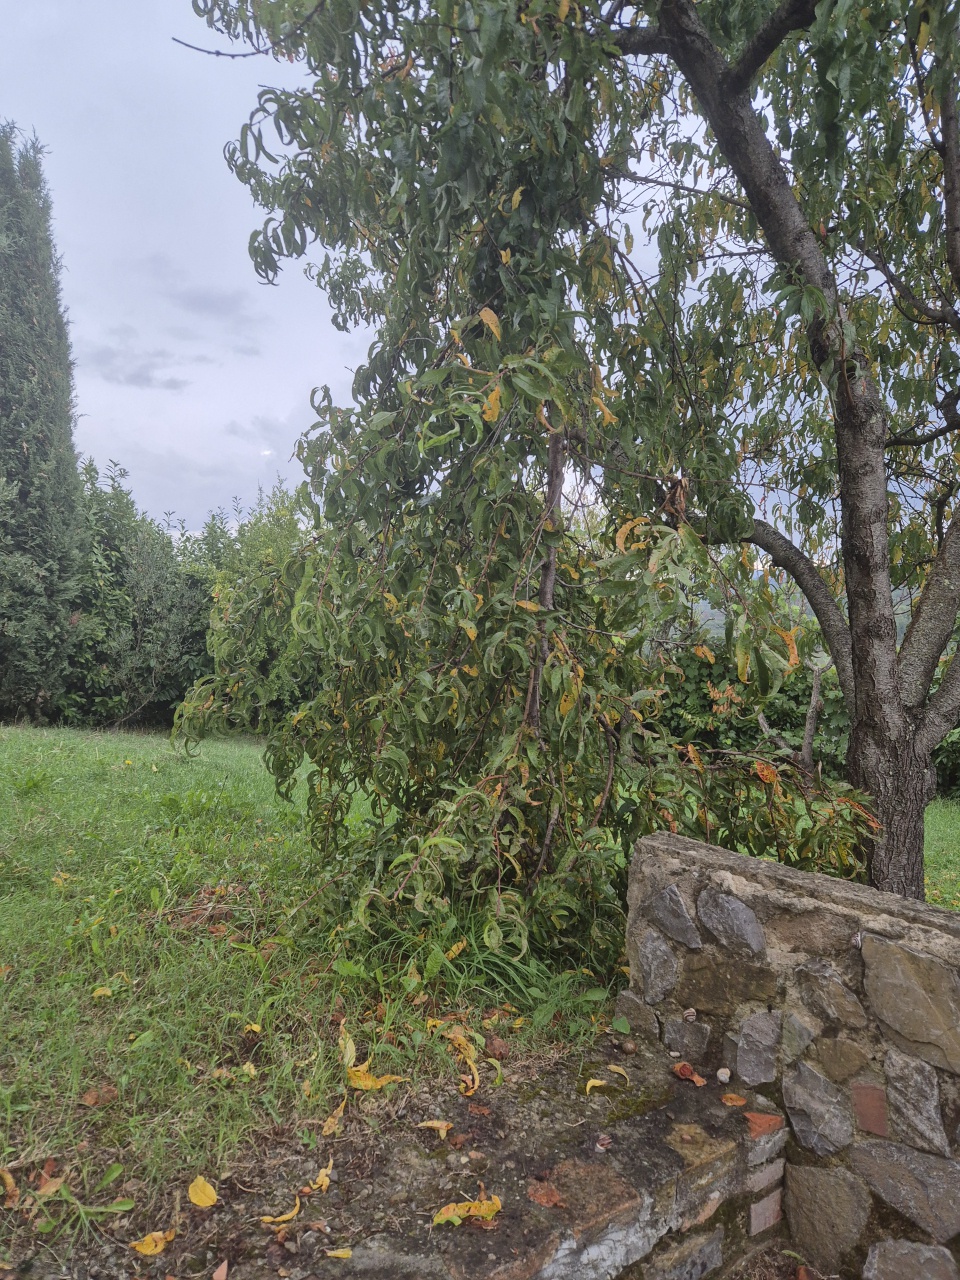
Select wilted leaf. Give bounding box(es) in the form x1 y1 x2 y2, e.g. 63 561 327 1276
324 1249 353 1259
417 1120 453 1139
346 1061 408 1091
754 760 778 786
240 1062 257 1079
607 1065 629 1083
1 1168 19 1208
212 1262 228 1280
433 1192 502 1227
244 1023 261 1034
310 1156 333 1194
481 384 501 423
484 1035 509 1062
36 1176 64 1199
721 1093 747 1108
515 599 539 612
584 1078 607 1095
92 986 113 999
321 1096 347 1137
261 1196 301 1225
79 1084 118 1108
468 1102 491 1117
130 1229 175 1255
337 1023 357 1070
672 1062 707 1087
444 939 467 961
478 307 501 341
527 1180 564 1208
188 1176 218 1207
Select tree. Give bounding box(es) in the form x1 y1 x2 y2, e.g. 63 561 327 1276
190 0 960 898
0 124 83 719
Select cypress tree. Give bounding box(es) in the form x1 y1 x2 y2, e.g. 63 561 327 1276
0 123 83 719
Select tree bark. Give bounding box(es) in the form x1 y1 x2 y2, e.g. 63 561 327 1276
849 735 936 897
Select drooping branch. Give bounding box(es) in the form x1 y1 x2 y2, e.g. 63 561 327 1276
941 73 960 298
888 388 960 447
724 0 819 95
611 25 674 57
858 243 960 334
898 512 960 709
748 519 854 706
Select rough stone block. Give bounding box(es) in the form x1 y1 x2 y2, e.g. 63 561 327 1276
862 934 960 1074
851 1081 888 1137
797 956 868 1027
615 988 660 1040
647 884 702 951
784 1164 871 1275
782 1061 853 1155
638 929 679 1006
677 951 779 1018
884 1045 951 1156
746 1158 783 1195
696 887 765 955
863 1240 960 1280
664 1018 711 1062
781 1012 814 1065
748 1188 781 1236
817 1035 870 1083
736 1011 781 1086
848 1139 960 1242
642 1227 724 1280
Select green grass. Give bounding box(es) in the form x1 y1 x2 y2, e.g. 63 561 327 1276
0 725 604 1221
924 797 960 909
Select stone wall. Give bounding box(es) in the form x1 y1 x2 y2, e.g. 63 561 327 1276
623 832 960 1280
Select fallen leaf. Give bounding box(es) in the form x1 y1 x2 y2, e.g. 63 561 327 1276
240 1061 257 1079
212 1262 228 1280
346 1061 408 1091
721 1093 747 1108
607 1065 630 1083
244 1023 261 1034
337 1022 357 1069
584 1078 607 1095
1 1168 19 1208
433 1193 502 1227
484 1035 510 1062
321 1096 347 1137
92 986 113 999
79 1084 118 1108
444 1030 480 1096
672 1062 707 1087
310 1156 333 1194
527 1180 564 1208
188 1176 218 1207
468 1103 491 1117
417 1120 454 1139
444 939 468 960
449 1132 471 1150
130 1229 175 1255
36 1176 64 1199
324 1249 353 1259
261 1195 301 1225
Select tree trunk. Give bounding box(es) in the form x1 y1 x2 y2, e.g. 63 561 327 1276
848 730 934 899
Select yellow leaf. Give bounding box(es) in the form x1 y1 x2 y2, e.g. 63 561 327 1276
338 1023 357 1070
240 1061 257 1078
615 517 644 554
515 599 540 612
460 665 479 678
482 383 502 422
607 1065 630 1083
559 690 576 717
511 186 524 211
478 307 501 341
773 625 799 670
130 1229 175 1256
188 1176 218 1208
244 1023 261 1034
444 938 468 960
500 248 511 265
1 1168 19 1208
311 1155 334 1193
693 644 715 664
261 1195 301 1225
592 394 616 426
417 1120 454 1138
36 1176 65 1199
325 1249 353 1259
433 1193 502 1226
557 0 570 19
302 1080 311 1098
916 19 931 54
92 986 113 999
585 1078 607 1094
347 1064 409 1091
322 1096 347 1137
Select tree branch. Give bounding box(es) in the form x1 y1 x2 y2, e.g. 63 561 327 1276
941 71 960 298
889 389 960 448
611 26 674 57
747 519 854 706
724 0 819 95
858 243 960 334
918 648 960 754
898 511 960 709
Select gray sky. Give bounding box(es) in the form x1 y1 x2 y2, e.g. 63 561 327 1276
1 1 369 525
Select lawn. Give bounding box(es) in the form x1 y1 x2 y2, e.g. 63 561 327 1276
0 725 602 1242
2 723 959 1253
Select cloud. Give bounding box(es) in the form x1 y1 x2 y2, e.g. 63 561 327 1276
165 282 260 334
76 338 190 391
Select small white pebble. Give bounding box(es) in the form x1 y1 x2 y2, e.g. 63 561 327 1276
682 1008 697 1022
717 1067 731 1084
668 1050 681 1058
